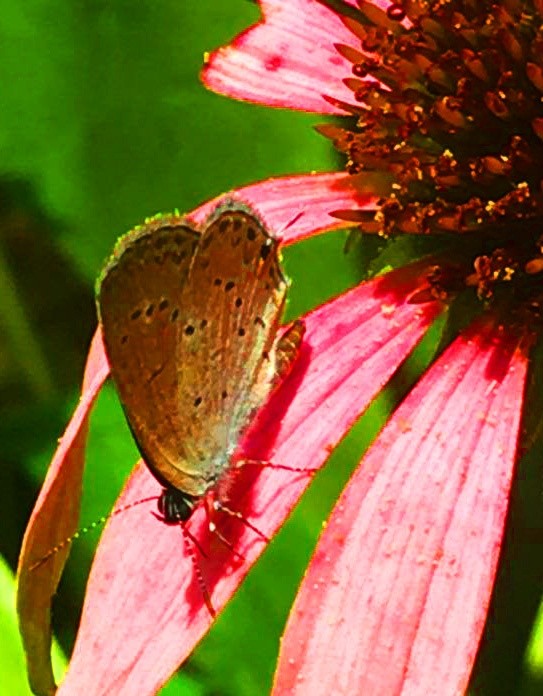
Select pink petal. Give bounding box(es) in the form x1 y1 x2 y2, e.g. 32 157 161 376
364 0 399 11
17 329 110 696
190 171 379 243
202 0 361 114
274 318 529 695
59 263 442 695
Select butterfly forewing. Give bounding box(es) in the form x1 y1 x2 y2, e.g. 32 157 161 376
165 207 288 495
97 216 200 483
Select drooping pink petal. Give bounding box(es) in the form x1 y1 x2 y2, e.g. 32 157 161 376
191 171 379 243
17 329 110 696
274 318 529 695
58 263 442 696
202 0 362 113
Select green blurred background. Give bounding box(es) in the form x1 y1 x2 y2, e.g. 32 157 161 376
2 1 543 694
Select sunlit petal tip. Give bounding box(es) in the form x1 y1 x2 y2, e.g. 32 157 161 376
273 317 529 695
201 0 363 114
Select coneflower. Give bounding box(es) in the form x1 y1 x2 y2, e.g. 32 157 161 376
17 2 539 695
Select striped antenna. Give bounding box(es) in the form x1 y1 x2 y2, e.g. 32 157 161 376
29 495 159 571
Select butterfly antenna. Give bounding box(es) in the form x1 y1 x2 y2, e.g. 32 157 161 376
28 495 159 571
180 524 216 618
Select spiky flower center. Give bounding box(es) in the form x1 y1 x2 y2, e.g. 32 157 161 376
324 0 543 316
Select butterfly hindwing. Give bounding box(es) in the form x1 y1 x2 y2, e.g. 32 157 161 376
97 216 200 486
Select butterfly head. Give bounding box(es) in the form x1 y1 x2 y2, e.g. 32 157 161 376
157 488 199 525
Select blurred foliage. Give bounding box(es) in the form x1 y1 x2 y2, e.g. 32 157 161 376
0 555 66 694
1 1 543 695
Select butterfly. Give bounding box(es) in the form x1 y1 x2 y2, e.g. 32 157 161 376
97 202 305 575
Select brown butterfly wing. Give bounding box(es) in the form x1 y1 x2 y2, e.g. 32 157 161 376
97 215 200 488
163 206 288 495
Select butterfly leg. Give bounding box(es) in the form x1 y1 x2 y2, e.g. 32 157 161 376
234 458 319 474
180 524 216 618
203 494 247 561
212 499 270 543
